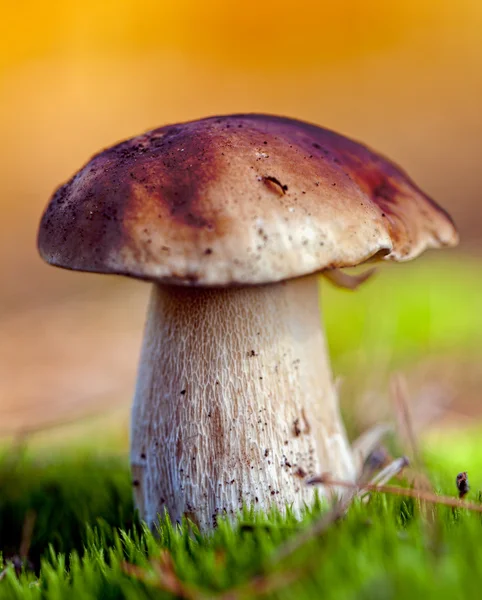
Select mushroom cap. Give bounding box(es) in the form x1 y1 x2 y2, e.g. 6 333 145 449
38 114 458 286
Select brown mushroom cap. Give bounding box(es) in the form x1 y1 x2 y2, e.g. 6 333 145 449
38 114 458 286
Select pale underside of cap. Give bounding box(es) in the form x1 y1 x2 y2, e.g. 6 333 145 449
38 114 458 286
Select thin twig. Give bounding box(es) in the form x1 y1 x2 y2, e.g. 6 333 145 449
273 452 406 562
390 374 422 468
390 372 437 534
122 550 301 599
122 551 198 599
358 457 409 502
19 510 36 559
364 457 410 489
351 423 392 478
0 394 126 439
272 491 356 563
308 475 482 513
219 570 301 600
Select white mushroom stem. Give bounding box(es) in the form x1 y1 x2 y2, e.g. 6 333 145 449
130 275 355 530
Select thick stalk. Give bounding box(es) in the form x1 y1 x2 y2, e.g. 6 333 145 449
131 275 354 530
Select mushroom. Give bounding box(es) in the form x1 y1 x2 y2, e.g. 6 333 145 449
37 114 458 529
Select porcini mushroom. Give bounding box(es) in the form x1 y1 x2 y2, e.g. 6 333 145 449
37 114 458 529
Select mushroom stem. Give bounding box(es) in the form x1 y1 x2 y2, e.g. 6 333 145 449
130 275 355 530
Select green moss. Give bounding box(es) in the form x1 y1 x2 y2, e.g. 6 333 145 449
0 446 481 599
0 450 134 566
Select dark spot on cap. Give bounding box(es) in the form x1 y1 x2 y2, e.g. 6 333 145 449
262 175 288 196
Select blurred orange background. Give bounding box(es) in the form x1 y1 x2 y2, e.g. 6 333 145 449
1 0 481 437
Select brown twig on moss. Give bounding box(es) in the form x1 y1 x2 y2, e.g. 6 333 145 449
390 375 433 491
122 551 197 599
0 510 36 581
122 549 300 599
19 510 36 560
390 374 423 471
308 474 482 513
272 490 356 563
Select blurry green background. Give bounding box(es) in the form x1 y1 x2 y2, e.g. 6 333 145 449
0 0 480 444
